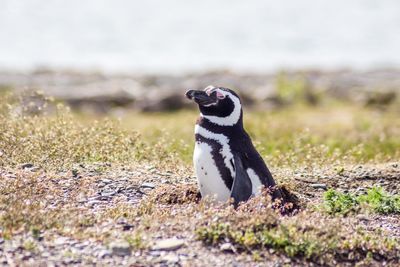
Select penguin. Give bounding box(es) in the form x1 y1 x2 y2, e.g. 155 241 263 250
185 86 282 207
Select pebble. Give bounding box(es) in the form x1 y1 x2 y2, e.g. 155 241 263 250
101 190 117 197
96 249 111 258
109 241 131 256
101 178 113 184
122 224 134 231
20 163 34 169
141 182 156 189
149 250 161 257
310 183 327 190
161 254 180 263
356 214 369 221
152 238 185 251
283 258 291 263
53 237 69 246
87 200 104 206
220 243 234 252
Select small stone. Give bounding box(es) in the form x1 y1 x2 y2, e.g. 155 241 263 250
178 253 189 259
122 224 134 231
152 238 184 251
145 165 156 171
53 237 68 246
355 187 366 194
310 183 327 190
101 190 117 197
141 182 155 189
87 200 103 206
161 254 179 263
62 258 74 264
116 218 127 224
356 214 369 221
22 252 32 261
149 250 161 257
71 169 79 177
220 243 234 252
20 163 34 169
101 178 113 184
42 252 51 258
97 249 111 258
109 241 131 256
30 167 40 172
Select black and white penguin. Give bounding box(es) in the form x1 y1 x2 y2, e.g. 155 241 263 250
185 86 282 206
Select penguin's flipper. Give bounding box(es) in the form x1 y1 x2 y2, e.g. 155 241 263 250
231 152 253 207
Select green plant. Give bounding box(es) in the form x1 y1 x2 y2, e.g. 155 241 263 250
125 232 147 250
323 187 400 215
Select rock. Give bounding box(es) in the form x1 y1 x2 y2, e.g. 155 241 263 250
356 214 369 221
96 249 111 258
220 243 234 252
122 224 134 231
151 238 185 251
20 163 34 169
100 178 113 184
109 241 131 256
71 169 79 177
140 182 155 189
117 219 135 231
87 200 103 206
310 183 327 190
101 190 117 197
53 237 69 246
161 253 180 264
283 258 291 264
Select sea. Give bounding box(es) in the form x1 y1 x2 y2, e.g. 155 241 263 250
0 0 399 73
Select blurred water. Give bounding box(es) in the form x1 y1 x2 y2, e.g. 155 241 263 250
0 0 399 73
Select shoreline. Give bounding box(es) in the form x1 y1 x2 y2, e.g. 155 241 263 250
1 68 399 112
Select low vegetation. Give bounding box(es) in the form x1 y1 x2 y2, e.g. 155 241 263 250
323 187 400 215
195 207 400 264
0 92 399 266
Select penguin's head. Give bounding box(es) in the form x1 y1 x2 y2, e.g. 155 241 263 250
185 86 242 126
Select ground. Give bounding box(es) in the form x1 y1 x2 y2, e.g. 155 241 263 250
0 94 399 266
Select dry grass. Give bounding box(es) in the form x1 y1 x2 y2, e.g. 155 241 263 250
0 92 399 266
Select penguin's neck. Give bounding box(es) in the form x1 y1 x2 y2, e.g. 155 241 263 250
196 116 244 137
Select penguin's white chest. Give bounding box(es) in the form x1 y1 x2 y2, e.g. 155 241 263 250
193 141 231 201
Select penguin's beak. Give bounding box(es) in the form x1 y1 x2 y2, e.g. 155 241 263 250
185 90 216 106
185 90 196 100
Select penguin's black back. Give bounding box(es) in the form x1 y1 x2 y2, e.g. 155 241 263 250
197 116 276 189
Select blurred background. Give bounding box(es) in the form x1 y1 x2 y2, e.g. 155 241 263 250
1 0 400 112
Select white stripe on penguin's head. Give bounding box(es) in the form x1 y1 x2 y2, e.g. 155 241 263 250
202 85 218 107
201 87 242 126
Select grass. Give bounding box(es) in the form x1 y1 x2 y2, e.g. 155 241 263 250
323 187 400 215
124 232 147 250
195 211 400 264
0 92 399 265
0 98 143 170
2 92 399 171
119 104 400 167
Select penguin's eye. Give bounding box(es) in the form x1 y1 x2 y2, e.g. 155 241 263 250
216 91 225 99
